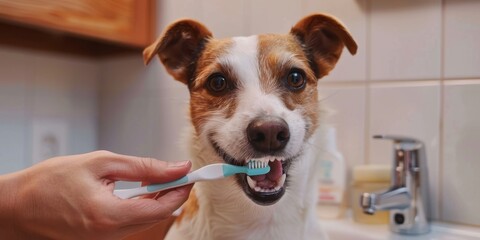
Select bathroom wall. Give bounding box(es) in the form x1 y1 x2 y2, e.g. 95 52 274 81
0 47 98 174
99 0 480 226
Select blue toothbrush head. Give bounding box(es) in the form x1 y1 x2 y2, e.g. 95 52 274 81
246 160 270 176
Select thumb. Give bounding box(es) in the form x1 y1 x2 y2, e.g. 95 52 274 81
90 152 191 183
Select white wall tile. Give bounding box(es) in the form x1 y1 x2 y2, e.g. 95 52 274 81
157 0 203 31
0 48 31 173
370 0 442 80
69 59 99 154
318 84 367 168
0 120 28 174
201 0 247 38
444 0 480 79
0 47 99 171
32 54 74 119
146 93 191 161
32 53 99 158
98 56 152 156
305 0 367 82
442 81 480 225
368 82 440 219
249 0 303 35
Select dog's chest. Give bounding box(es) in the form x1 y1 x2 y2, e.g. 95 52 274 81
164 136 325 240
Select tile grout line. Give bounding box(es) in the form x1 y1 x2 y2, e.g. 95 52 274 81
364 0 372 166
438 0 446 222
319 77 480 87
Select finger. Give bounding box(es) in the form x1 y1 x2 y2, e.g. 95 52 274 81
89 151 191 183
115 184 193 225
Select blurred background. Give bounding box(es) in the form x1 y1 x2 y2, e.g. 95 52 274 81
0 0 479 228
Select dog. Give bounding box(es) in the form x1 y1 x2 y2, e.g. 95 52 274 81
143 13 357 240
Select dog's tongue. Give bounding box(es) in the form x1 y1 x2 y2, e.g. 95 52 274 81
251 160 283 182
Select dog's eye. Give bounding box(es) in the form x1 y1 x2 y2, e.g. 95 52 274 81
207 74 228 94
286 69 306 91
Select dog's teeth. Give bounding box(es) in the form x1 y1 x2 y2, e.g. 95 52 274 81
254 186 262 192
247 176 256 189
278 174 286 186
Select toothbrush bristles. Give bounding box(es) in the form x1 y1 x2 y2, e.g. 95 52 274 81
247 160 268 169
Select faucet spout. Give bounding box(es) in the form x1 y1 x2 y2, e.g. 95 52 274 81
360 187 411 215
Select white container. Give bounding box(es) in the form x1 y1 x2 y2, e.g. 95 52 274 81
316 127 346 219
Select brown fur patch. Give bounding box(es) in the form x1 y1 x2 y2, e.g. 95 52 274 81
144 19 213 85
189 39 239 133
258 34 320 139
175 189 200 224
290 14 357 79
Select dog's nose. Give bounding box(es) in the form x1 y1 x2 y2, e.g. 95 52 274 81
247 116 290 153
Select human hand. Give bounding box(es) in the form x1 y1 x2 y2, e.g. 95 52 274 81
0 151 192 240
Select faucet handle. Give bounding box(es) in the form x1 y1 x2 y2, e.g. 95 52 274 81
374 134 426 174
373 135 424 151
373 135 418 143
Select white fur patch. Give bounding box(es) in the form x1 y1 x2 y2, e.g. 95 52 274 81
199 35 307 161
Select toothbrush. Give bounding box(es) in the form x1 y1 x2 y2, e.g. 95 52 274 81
113 161 270 199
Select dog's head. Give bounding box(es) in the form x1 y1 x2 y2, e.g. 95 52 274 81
144 14 356 206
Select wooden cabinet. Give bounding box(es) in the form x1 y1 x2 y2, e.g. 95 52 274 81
0 0 155 56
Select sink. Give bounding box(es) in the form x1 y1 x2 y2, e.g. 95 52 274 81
321 214 480 240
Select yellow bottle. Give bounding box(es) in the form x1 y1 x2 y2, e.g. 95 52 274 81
351 165 390 224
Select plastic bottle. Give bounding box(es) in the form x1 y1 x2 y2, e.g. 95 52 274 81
316 127 346 219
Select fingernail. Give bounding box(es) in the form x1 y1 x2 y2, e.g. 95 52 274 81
167 160 190 168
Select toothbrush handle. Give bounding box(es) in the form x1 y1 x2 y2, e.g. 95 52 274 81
113 164 227 199
113 176 191 199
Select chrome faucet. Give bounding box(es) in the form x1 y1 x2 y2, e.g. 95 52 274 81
360 135 430 235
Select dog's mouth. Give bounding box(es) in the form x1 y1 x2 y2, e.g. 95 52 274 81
243 157 291 205
211 141 293 206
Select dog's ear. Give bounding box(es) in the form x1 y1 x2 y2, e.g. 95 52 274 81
143 19 213 84
290 14 357 79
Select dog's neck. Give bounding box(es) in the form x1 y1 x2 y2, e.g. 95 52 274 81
174 129 323 240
